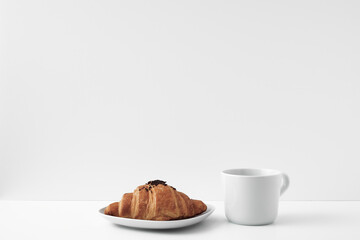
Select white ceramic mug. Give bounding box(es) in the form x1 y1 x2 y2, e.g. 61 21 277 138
222 168 290 225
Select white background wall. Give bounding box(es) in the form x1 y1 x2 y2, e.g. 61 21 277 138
1 0 359 201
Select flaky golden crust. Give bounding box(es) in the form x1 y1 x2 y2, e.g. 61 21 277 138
104 182 207 220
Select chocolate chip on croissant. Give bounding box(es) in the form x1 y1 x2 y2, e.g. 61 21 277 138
104 180 207 220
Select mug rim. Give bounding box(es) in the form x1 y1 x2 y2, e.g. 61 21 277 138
222 168 282 178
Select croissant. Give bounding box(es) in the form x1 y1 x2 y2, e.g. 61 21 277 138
104 180 207 220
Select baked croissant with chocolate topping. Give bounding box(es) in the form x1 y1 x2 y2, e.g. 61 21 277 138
104 180 207 220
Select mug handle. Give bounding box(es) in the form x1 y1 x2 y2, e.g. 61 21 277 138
280 173 290 195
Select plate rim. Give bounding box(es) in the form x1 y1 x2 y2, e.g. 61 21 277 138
99 203 215 223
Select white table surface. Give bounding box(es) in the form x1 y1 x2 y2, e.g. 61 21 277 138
1 201 359 240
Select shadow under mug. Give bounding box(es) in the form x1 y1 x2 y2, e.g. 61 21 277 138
222 168 290 226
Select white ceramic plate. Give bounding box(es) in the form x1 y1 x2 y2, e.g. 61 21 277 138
99 204 215 229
